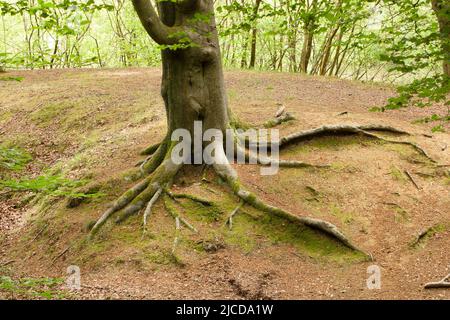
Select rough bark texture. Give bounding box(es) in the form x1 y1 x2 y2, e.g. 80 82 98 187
134 0 229 139
431 0 450 76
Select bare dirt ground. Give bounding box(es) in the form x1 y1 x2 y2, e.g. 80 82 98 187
0 68 449 299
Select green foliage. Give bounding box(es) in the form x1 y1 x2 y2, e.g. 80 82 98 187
0 75 23 81
383 75 450 110
0 172 103 198
0 144 103 199
0 276 65 299
0 0 113 69
0 145 32 171
377 0 449 116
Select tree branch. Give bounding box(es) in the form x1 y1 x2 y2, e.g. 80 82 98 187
132 0 180 45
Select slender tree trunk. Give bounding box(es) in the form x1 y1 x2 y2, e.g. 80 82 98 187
319 26 339 76
431 0 450 76
329 28 343 76
299 27 313 73
249 0 262 69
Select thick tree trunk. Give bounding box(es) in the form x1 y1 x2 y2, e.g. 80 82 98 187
431 0 450 77
135 0 229 139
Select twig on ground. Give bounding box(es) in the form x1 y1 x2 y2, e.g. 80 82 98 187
51 246 71 265
226 201 244 230
0 260 14 267
404 170 420 190
424 274 450 289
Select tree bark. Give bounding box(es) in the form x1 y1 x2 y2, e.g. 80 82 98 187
249 0 262 69
431 0 450 77
133 0 229 139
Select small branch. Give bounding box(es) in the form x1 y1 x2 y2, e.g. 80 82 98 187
132 0 181 45
32 224 48 242
404 170 420 190
226 201 244 230
51 246 71 266
424 273 450 289
0 260 14 267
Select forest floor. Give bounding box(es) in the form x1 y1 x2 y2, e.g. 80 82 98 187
0 68 449 299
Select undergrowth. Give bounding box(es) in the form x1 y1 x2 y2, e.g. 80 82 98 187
0 275 65 299
0 144 103 200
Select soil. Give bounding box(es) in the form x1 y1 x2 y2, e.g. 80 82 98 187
0 68 449 300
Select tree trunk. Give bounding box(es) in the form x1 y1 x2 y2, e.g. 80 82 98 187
249 0 262 69
300 21 314 73
431 0 450 77
134 0 229 139
318 26 339 76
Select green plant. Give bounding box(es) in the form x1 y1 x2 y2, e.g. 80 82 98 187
0 76 23 81
0 145 32 171
0 276 65 299
0 172 103 199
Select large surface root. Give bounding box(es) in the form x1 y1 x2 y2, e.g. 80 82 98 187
263 112 295 128
212 149 368 256
236 145 329 169
278 124 410 147
90 150 181 237
90 124 414 256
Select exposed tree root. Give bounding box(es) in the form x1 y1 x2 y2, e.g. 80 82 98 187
91 123 420 258
226 201 244 230
90 149 182 237
163 194 198 257
140 142 161 156
404 170 420 190
278 124 410 148
143 187 163 231
237 145 329 169
166 190 214 207
276 124 435 163
263 112 295 128
360 130 435 163
212 146 368 256
172 216 181 254
410 223 447 248
424 274 450 289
